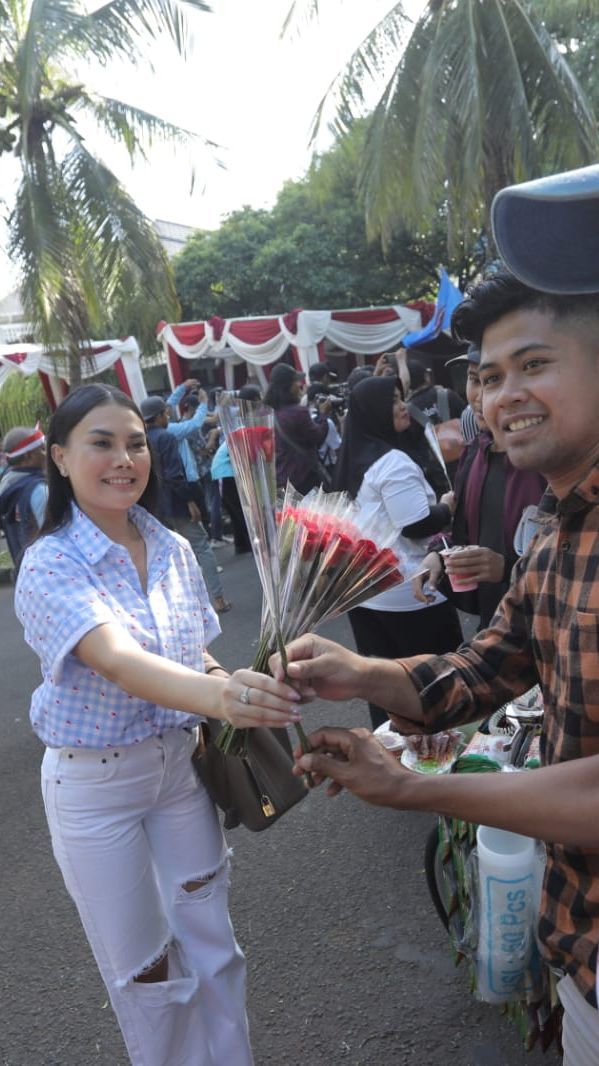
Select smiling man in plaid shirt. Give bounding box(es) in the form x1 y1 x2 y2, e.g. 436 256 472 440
276 167 599 1064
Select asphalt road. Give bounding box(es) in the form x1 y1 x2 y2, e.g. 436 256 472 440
0 547 561 1066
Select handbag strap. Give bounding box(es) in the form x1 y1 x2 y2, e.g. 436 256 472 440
275 413 319 470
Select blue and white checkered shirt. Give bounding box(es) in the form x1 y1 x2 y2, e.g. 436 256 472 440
15 503 220 749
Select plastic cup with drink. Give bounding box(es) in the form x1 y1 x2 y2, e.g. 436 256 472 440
440 542 479 593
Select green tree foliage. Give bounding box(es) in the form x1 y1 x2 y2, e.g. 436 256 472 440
0 0 211 382
536 2 599 114
286 1 598 258
0 372 46 437
174 123 472 320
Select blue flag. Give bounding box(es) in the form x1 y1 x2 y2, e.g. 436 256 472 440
403 269 463 348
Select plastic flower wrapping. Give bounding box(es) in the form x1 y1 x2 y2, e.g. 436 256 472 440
217 393 406 757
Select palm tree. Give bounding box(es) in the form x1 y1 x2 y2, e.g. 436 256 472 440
0 0 211 384
285 1 599 258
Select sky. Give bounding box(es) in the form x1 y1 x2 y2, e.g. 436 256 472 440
0 0 424 298
88 0 404 228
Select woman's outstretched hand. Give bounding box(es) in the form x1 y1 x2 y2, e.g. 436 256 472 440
219 669 302 729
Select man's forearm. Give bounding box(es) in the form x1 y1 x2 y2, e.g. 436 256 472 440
357 658 425 725
402 755 599 848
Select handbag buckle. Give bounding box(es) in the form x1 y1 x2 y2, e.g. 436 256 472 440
261 794 276 818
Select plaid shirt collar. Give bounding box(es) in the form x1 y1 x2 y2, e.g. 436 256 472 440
534 462 599 520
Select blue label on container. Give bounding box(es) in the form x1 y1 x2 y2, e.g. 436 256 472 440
482 873 534 996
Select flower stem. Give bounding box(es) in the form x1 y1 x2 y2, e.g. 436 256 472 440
276 630 314 788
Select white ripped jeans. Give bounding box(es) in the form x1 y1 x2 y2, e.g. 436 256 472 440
41 728 253 1066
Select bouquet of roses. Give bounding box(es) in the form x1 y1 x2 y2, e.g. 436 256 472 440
217 393 405 758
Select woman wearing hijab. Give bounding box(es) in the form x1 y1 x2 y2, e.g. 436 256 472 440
335 375 463 729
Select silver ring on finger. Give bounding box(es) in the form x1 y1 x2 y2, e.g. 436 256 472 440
240 685 252 706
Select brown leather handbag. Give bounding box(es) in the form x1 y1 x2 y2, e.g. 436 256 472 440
194 720 308 832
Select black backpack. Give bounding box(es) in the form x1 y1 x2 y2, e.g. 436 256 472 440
0 469 45 569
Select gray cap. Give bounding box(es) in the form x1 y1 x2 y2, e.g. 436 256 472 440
492 165 599 294
445 344 480 367
309 361 337 382
140 395 167 422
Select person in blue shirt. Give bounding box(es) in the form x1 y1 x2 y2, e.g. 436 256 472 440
143 390 231 613
167 380 232 547
210 384 262 555
15 383 300 1066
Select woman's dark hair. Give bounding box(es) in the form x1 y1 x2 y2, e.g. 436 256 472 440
238 384 262 401
263 378 298 410
346 367 374 392
406 358 427 391
451 269 599 348
38 384 159 537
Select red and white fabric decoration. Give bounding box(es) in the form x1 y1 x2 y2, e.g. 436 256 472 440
157 305 424 387
0 337 146 409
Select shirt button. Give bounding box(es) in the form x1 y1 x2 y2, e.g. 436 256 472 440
101 758 107 764
562 541 571 552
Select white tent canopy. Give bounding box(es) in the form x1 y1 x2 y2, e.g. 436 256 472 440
158 304 424 387
0 337 146 407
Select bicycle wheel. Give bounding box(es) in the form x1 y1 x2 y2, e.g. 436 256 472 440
424 823 450 930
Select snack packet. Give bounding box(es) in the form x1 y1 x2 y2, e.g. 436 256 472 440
401 731 464 774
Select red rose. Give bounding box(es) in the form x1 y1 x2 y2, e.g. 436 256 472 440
301 528 321 561
372 571 404 592
356 538 377 560
256 425 275 462
229 426 275 463
326 533 354 567
365 547 401 583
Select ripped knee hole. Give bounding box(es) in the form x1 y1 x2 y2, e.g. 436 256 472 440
182 871 216 893
133 947 169 984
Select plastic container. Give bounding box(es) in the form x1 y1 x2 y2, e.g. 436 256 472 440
400 730 463 774
373 728 404 759
441 545 479 592
476 826 536 1003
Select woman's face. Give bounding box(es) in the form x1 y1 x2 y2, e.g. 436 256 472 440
290 378 305 402
51 403 151 521
392 388 410 433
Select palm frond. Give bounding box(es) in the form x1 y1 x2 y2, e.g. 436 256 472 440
531 0 598 19
85 95 209 160
281 0 321 39
62 144 178 314
358 7 444 243
10 156 76 346
86 0 211 63
359 0 599 250
307 3 409 143
506 1 597 164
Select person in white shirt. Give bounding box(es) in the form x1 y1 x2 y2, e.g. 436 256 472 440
334 375 462 728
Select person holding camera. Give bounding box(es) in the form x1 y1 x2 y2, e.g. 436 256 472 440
306 383 342 486
264 363 331 495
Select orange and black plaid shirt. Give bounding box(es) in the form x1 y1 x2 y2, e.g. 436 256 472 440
401 463 599 1006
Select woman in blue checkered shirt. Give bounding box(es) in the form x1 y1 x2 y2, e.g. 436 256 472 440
15 384 300 1066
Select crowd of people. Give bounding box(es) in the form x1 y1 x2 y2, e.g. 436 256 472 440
1 161 599 1065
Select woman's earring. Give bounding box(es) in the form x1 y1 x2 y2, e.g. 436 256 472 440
59 466 67 477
